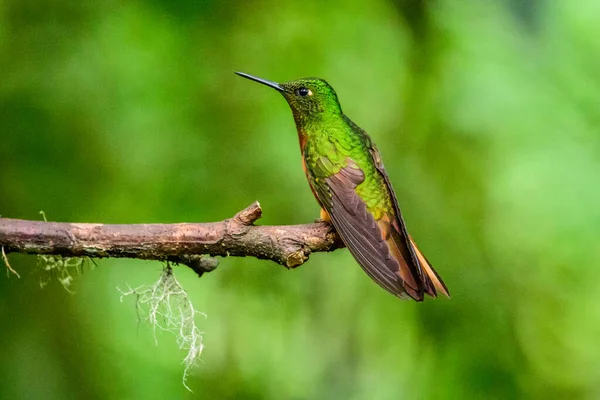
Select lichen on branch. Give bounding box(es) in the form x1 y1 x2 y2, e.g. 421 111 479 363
118 265 204 391
0 202 344 391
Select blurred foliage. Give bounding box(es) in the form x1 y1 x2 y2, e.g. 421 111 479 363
1 0 599 398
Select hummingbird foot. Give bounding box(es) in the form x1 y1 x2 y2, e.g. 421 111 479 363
314 208 332 224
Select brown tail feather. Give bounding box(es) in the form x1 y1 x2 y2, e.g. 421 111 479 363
409 237 450 298
385 236 421 300
377 218 423 300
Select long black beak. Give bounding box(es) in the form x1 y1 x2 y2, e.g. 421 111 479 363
235 72 285 92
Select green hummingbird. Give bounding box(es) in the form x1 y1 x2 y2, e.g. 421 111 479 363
236 72 449 301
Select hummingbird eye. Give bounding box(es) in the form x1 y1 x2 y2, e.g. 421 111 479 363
296 87 312 97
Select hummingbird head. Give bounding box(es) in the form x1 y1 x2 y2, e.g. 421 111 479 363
235 72 343 128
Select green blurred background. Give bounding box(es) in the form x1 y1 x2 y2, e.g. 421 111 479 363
1 0 599 398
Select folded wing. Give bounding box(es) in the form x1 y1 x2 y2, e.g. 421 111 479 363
313 160 428 300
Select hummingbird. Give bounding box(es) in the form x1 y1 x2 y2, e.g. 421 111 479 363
236 72 449 301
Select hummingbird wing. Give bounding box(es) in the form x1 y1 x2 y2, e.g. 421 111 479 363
314 161 411 298
310 152 449 300
311 157 426 300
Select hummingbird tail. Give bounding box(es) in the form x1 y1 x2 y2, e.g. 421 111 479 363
409 237 450 298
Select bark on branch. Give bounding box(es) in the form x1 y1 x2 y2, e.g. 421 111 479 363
0 202 344 276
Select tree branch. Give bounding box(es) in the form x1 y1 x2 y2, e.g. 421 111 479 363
0 202 344 276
